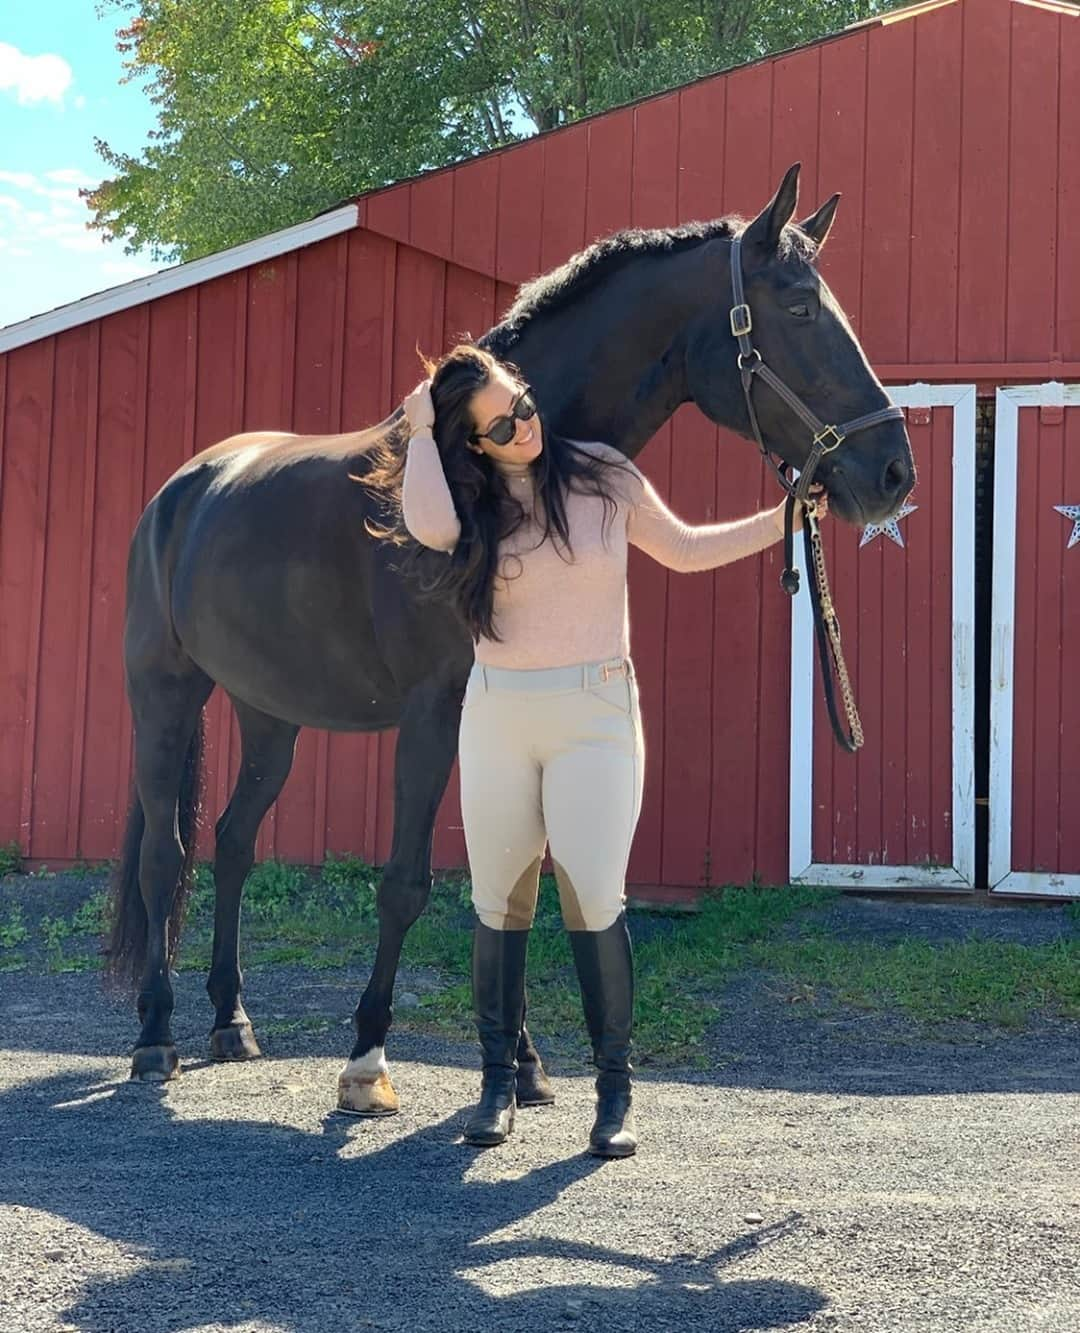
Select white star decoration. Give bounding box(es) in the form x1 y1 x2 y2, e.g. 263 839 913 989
859 501 918 549
1054 504 1080 550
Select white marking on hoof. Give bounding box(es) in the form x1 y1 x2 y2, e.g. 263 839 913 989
341 1049 389 1080
337 1049 399 1117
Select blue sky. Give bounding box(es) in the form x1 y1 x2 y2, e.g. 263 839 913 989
0 5 167 329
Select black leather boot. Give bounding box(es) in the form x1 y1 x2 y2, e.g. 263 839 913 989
569 914 637 1158
463 922 528 1147
515 994 556 1107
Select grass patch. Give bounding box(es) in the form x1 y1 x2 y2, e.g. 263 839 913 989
755 933 1080 1028
64 853 1080 1063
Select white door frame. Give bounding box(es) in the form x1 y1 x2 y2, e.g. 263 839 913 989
789 384 977 890
990 383 1080 897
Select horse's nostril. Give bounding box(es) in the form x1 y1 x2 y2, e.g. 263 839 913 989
883 456 909 495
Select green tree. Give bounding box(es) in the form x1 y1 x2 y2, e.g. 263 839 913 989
86 1 905 262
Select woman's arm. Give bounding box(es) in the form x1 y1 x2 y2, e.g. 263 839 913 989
627 471 785 573
401 430 461 553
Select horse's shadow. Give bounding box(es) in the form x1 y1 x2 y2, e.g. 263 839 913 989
3 1062 826 1332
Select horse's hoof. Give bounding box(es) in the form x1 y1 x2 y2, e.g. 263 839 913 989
516 1060 556 1107
131 1044 180 1082
210 1023 262 1062
337 1057 400 1117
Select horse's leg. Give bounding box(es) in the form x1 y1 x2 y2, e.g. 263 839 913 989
129 666 214 1082
207 698 299 1061
336 676 554 1114
337 678 459 1115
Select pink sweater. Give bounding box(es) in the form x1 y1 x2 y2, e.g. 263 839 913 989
402 434 783 669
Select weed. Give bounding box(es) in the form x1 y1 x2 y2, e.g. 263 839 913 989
0 905 30 949
0 843 22 876
321 852 379 918
70 859 114 879
40 914 73 950
70 891 110 937
244 860 308 923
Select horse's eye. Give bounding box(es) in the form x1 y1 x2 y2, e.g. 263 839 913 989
789 303 810 318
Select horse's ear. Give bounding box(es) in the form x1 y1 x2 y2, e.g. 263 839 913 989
799 193 841 251
743 162 801 253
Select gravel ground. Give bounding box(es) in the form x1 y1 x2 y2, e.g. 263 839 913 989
1 879 1079 1333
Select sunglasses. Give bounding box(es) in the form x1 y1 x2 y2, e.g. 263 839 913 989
471 386 538 447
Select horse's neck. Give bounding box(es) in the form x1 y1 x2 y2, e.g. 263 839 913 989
510 243 728 460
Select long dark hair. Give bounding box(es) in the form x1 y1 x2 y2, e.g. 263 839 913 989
363 344 631 642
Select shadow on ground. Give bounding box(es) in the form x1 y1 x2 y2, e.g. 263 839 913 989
2 1064 823 1333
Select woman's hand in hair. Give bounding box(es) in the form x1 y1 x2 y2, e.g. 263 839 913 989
404 380 436 436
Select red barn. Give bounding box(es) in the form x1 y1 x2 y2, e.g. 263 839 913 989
1 0 1077 899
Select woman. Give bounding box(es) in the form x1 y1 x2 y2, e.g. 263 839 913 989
374 343 823 1157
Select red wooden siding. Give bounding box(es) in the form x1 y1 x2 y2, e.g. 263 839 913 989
1 0 1077 894
1010 407 1080 875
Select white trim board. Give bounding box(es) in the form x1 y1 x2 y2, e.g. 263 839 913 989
989 382 1080 898
0 205 360 355
789 383 977 890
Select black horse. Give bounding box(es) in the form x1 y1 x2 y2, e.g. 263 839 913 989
108 164 913 1110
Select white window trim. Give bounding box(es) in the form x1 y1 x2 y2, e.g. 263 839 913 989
789 383 977 891
0 205 360 355
990 382 1080 898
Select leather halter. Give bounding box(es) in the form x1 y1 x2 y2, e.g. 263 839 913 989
729 234 905 516
729 234 905 751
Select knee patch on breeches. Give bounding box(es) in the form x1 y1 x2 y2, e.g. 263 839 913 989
553 859 624 933
472 855 543 931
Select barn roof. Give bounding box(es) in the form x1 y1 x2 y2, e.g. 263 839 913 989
1 0 1075 356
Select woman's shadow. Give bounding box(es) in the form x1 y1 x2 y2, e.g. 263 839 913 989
2 1063 826 1332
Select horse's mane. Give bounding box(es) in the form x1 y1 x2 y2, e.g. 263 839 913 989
483 215 818 355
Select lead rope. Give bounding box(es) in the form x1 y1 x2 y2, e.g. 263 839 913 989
803 506 864 752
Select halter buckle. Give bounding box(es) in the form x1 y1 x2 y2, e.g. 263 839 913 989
730 304 753 338
813 425 845 453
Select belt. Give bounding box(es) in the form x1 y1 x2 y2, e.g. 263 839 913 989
471 656 634 693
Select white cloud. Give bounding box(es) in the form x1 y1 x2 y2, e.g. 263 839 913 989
0 169 77 201
0 160 166 326
45 168 95 188
0 42 72 107
0 170 103 257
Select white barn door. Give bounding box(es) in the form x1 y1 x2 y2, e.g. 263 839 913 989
789 384 976 891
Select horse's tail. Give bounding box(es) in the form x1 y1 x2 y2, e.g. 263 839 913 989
105 714 206 988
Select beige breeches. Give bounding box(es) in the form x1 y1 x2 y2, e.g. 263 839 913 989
458 657 645 933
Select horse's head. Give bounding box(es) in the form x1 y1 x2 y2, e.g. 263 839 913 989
685 164 914 525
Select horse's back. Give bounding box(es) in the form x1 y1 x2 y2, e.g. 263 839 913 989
125 412 458 727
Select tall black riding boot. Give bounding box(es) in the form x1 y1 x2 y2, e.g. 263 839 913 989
463 922 529 1147
569 914 637 1158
